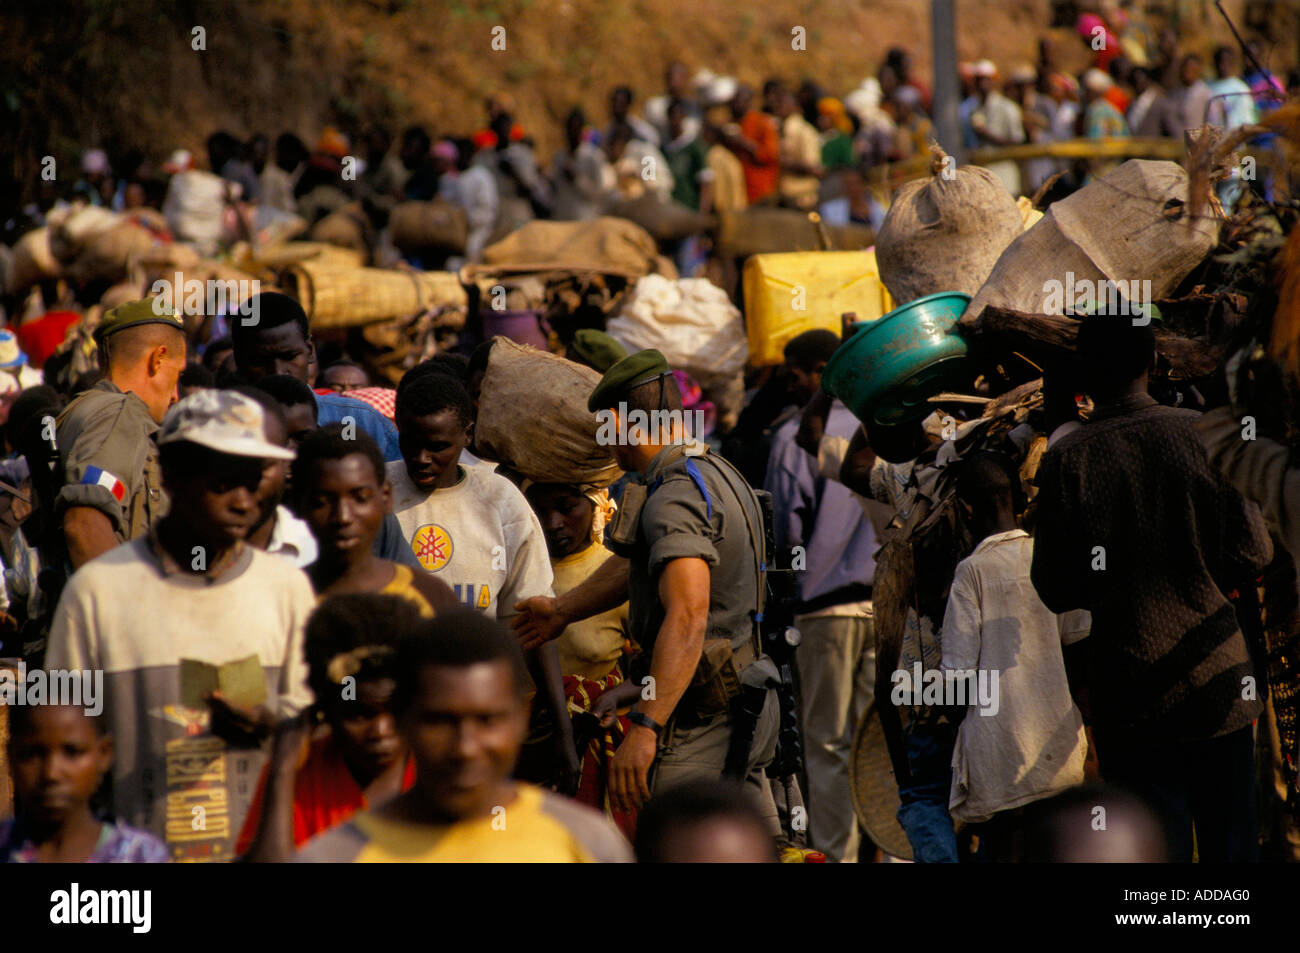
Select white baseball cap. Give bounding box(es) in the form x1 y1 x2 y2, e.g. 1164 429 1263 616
158 390 295 460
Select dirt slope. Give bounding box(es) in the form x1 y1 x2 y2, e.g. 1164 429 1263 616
1 0 1293 191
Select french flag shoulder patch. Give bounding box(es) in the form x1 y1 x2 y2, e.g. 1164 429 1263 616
82 465 127 502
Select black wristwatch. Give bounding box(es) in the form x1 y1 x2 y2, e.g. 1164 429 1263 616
627 708 665 737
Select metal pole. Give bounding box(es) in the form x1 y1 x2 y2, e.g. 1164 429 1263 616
931 0 965 164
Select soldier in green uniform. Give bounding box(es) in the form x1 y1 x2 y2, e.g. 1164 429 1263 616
53 297 187 569
514 350 779 817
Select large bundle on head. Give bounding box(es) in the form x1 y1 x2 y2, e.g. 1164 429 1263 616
875 147 1023 306
47 206 161 286
8 227 61 293
960 160 1220 330
475 337 621 487
280 261 467 330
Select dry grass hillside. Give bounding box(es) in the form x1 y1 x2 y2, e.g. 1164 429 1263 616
2 0 1296 191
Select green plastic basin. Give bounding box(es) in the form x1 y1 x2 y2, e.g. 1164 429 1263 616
822 291 972 427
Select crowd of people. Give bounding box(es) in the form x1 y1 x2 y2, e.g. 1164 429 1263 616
0 291 813 863
3 4 1300 867
3 289 1296 865
12 8 1296 279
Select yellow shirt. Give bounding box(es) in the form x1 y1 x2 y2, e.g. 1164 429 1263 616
294 783 633 863
552 541 629 680
707 144 749 213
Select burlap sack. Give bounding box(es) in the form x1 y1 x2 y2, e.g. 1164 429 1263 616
959 160 1220 329
474 337 621 487
470 217 659 279
875 157 1023 306
388 200 468 255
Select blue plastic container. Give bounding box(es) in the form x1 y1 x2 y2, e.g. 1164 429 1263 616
822 291 971 427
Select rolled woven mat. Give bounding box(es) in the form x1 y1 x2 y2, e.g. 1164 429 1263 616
281 261 468 329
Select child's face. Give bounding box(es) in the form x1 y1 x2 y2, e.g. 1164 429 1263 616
326 676 404 782
9 706 112 826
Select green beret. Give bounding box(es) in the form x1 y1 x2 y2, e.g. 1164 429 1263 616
571 329 628 373
95 297 186 343
588 349 672 413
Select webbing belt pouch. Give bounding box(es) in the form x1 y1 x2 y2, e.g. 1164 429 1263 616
608 482 646 554
679 638 743 722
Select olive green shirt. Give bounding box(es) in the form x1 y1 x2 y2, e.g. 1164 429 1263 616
622 445 765 661
55 379 167 542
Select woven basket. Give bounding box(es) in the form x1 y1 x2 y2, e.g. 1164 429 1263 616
282 262 468 329
849 700 914 861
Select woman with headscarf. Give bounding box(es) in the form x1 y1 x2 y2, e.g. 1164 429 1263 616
523 480 637 836
816 97 857 173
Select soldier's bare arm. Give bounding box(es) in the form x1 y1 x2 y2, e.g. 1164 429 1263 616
609 556 709 812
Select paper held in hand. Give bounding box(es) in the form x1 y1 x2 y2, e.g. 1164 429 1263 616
180 655 267 711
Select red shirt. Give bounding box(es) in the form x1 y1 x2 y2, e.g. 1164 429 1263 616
1104 85 1131 117
235 732 416 854
738 111 780 204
